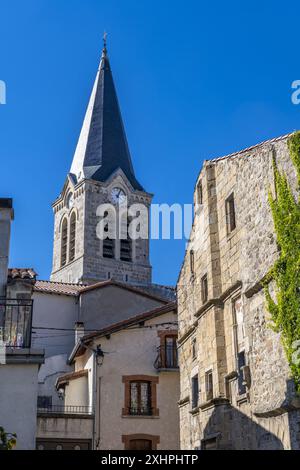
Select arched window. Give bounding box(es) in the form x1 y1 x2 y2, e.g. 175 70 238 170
102 211 115 259
61 218 68 267
69 212 76 262
120 216 132 262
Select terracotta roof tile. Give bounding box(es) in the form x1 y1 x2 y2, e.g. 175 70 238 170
34 280 85 296
34 279 173 302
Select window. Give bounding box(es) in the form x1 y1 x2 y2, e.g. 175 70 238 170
61 218 68 267
201 274 208 304
192 338 197 360
225 193 236 233
156 331 178 369
237 351 246 395
37 396 52 410
197 181 203 205
190 250 194 275
164 336 178 368
233 296 245 355
205 370 213 401
122 434 160 451
120 217 132 262
69 212 76 262
103 211 115 259
122 375 159 417
191 375 199 409
129 381 151 415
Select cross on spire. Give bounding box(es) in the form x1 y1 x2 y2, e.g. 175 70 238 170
103 31 107 54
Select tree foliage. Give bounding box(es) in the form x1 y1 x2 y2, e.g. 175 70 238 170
0 426 17 450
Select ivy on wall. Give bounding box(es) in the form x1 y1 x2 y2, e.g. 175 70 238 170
264 131 300 393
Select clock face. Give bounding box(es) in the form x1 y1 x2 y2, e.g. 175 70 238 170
111 187 126 205
66 193 74 209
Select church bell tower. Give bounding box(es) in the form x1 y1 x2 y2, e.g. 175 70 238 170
50 40 152 285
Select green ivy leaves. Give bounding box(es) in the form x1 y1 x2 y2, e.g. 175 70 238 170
264 131 300 393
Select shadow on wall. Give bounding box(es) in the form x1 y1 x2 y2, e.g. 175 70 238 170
201 403 284 450
202 380 300 450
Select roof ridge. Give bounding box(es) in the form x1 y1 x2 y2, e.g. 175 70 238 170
209 132 294 163
36 279 86 287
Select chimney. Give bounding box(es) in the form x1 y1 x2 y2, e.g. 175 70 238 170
75 322 85 345
0 199 14 297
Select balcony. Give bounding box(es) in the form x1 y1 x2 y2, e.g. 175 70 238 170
0 299 33 348
154 345 179 370
37 405 93 416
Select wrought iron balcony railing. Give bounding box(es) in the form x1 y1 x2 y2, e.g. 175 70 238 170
129 406 153 416
37 405 93 415
0 298 33 349
154 345 179 370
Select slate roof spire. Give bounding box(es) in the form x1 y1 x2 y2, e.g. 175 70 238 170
70 38 143 191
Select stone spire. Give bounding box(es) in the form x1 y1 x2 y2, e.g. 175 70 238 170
70 39 143 191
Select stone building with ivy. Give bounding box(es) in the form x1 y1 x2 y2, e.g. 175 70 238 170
177 132 300 450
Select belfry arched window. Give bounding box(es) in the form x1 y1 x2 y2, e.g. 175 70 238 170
61 218 68 267
120 216 132 262
69 212 76 262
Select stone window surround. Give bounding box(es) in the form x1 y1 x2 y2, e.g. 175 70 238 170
60 209 78 268
122 375 159 417
122 434 160 450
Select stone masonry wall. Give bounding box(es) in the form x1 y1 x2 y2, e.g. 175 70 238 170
177 134 300 450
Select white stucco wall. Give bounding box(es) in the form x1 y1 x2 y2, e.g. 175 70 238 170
32 292 77 405
0 363 40 449
68 310 180 450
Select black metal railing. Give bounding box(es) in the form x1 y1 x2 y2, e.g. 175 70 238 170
154 345 179 369
0 299 33 348
37 405 93 415
129 406 153 416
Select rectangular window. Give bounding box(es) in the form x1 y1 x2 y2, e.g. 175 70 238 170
191 375 199 409
201 274 208 304
197 181 203 205
237 351 247 395
225 193 236 233
192 338 197 360
130 381 152 416
164 336 178 368
190 250 194 275
233 296 245 354
205 370 213 401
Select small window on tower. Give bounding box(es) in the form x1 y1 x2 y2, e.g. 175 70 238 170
197 181 203 205
191 374 199 409
190 250 194 275
225 193 236 234
201 274 208 304
205 370 213 401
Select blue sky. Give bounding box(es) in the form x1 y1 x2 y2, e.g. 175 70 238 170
0 0 299 286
